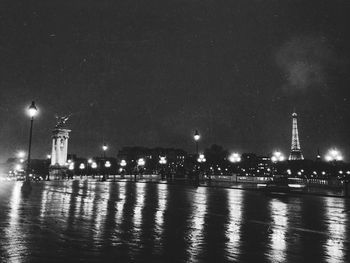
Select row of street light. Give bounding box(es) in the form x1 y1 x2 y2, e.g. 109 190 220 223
21 101 345 182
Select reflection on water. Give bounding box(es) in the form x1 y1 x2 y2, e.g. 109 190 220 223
325 198 347 263
0 181 349 262
155 184 168 240
188 187 207 262
226 189 243 261
6 183 25 260
268 198 288 262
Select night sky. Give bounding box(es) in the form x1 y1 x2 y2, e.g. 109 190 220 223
0 0 349 162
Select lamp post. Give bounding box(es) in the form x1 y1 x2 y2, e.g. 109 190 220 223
105 160 112 180
102 143 108 159
26 101 38 182
120 160 127 178
91 162 97 179
159 156 167 180
79 163 85 179
196 153 206 185
136 158 145 181
194 130 200 156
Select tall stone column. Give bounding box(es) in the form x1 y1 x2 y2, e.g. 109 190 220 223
50 129 71 178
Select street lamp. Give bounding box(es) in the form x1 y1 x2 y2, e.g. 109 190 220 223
26 101 38 182
159 156 167 165
102 143 108 158
120 159 127 167
159 156 167 180
228 152 241 163
79 163 85 178
194 130 200 156
271 151 285 163
197 154 206 163
137 158 145 166
325 148 343 162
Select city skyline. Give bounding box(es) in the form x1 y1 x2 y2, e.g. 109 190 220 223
1 1 349 161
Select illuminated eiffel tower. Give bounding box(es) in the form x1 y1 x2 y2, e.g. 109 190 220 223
289 112 304 160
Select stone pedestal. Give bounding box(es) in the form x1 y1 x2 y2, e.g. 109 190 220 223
49 128 71 178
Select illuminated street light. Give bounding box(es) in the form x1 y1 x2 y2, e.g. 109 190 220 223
102 143 108 158
271 151 285 163
79 163 85 170
159 156 167 165
15 164 23 171
193 130 200 155
47 154 51 159
68 162 75 171
26 101 38 182
91 162 97 169
197 154 206 163
88 158 93 164
105 161 111 168
17 151 26 159
137 158 145 166
228 152 241 163
120 160 127 167
325 148 343 162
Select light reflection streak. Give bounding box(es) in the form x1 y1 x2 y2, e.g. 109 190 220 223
268 198 288 263
133 183 146 234
93 184 109 244
40 184 52 220
155 184 168 229
83 182 96 218
226 189 243 260
188 187 207 262
6 182 26 257
324 198 347 263
115 182 126 224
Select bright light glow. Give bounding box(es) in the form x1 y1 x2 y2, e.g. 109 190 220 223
228 152 241 163
159 156 167 164
15 164 22 171
102 144 108 151
17 151 26 158
27 101 38 118
91 162 97 169
194 130 200 141
287 169 292 175
288 184 305 188
197 154 206 163
79 163 85 169
138 158 145 166
120 160 127 167
19 159 24 163
272 151 285 162
325 148 343 162
105 161 111 168
88 158 93 164
68 162 74 170
46 154 51 159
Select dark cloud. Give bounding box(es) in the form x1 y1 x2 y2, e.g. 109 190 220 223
276 36 337 91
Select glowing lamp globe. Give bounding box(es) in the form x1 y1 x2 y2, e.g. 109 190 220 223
28 101 38 118
120 160 127 167
194 130 200 141
137 158 145 166
229 153 241 163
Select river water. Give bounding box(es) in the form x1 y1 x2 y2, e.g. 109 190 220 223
0 180 349 262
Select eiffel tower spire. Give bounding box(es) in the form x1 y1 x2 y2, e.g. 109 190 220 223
289 112 304 160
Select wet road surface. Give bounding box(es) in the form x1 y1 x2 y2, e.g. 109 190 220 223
0 180 349 262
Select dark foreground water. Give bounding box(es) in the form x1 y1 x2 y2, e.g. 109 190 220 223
0 181 349 263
